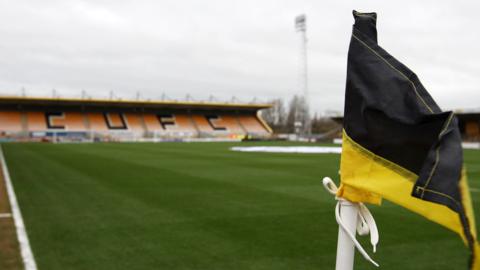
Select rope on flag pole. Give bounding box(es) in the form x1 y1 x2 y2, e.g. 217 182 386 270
322 177 380 269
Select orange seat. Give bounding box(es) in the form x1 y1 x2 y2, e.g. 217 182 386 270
104 113 127 130
143 113 197 133
191 115 215 132
238 115 269 133
171 114 196 132
143 114 162 131
45 112 86 130
64 112 87 131
466 122 480 138
26 112 47 131
86 113 109 131
218 115 245 133
193 114 248 133
0 111 22 132
125 113 145 133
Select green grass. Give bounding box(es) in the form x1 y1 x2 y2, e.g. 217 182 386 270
2 142 480 270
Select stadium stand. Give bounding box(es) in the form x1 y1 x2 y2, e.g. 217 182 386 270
87 112 110 132
0 96 272 142
54 112 87 131
457 112 480 142
155 114 197 133
219 115 246 133
191 114 217 133
331 113 480 142
238 114 272 134
0 111 22 132
26 111 47 131
124 113 145 134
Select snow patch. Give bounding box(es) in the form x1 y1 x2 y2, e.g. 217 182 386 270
230 146 342 154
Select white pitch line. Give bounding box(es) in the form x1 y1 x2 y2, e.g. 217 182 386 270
0 212 13 218
0 145 38 270
470 188 480 193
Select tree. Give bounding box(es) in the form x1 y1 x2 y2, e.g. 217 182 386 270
262 98 287 132
286 95 310 134
286 95 298 133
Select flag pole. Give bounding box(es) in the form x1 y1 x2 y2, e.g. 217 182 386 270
335 199 359 270
323 177 359 270
323 177 379 269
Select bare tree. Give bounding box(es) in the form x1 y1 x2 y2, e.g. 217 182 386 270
262 98 288 132
286 95 298 133
261 103 275 125
286 95 309 134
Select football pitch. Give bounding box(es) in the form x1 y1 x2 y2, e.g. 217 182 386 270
1 142 480 269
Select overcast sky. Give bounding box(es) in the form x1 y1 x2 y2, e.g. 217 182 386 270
0 0 478 114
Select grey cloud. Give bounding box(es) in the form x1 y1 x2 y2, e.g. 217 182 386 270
0 0 479 114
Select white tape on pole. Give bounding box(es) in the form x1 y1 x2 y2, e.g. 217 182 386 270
335 200 359 270
0 145 38 270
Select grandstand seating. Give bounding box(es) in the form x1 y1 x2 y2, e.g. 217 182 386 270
191 114 215 133
172 114 198 133
465 122 480 141
104 113 127 130
142 113 197 134
87 112 110 132
212 115 245 133
46 112 66 129
156 114 197 133
124 113 145 133
0 110 270 138
238 115 270 134
63 112 87 131
142 113 162 132
0 96 272 141
45 112 86 131
0 111 22 131
26 112 47 131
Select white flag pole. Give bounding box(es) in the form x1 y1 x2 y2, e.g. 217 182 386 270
335 199 359 270
322 177 379 270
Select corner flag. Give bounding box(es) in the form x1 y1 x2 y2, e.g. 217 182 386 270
338 10 479 268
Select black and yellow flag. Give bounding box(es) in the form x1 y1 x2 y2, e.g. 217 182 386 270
338 10 479 268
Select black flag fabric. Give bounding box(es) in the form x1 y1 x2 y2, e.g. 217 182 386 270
338 10 479 268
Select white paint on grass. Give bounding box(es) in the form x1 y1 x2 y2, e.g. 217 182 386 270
462 142 480 150
0 145 38 270
469 188 480 193
230 146 342 154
